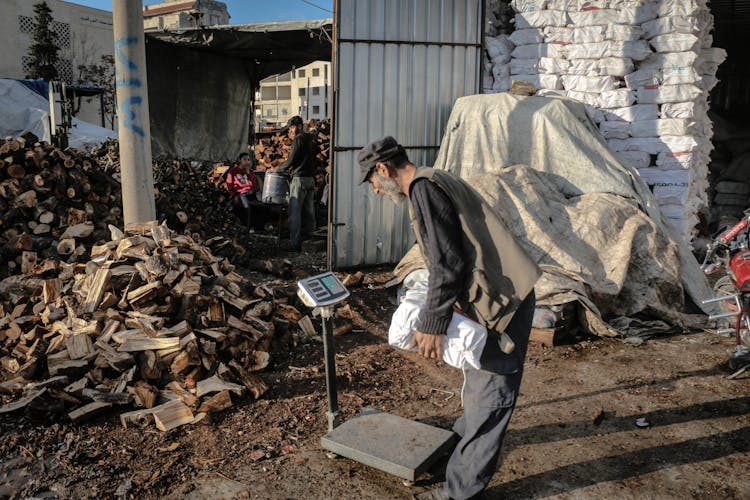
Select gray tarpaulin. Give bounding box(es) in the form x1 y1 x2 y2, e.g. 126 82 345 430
431 93 716 336
144 19 331 161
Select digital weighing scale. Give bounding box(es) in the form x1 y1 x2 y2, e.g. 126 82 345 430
297 272 458 484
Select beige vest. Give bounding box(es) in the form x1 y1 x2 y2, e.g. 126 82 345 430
408 167 541 334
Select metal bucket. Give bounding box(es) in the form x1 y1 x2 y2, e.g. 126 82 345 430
261 172 290 205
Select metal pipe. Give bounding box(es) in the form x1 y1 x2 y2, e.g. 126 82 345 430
702 294 738 304
709 311 741 320
321 314 340 431
113 0 156 225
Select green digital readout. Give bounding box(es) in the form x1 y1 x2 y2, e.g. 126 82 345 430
321 275 337 291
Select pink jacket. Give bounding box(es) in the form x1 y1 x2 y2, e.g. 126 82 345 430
225 165 259 197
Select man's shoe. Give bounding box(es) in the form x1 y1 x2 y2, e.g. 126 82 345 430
414 487 451 500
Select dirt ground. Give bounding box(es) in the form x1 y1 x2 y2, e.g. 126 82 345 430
1 242 749 499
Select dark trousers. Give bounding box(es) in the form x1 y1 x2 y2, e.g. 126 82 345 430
234 192 266 230
444 291 535 500
288 176 316 248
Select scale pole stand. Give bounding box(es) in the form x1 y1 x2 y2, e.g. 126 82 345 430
321 309 340 431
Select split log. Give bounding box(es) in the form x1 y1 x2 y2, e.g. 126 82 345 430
195 375 244 398
152 399 194 432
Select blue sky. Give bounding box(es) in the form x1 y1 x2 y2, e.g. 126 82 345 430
72 0 333 23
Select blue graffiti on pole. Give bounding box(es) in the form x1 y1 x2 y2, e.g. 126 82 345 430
115 36 145 137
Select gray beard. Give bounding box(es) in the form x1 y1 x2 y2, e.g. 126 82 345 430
376 173 407 204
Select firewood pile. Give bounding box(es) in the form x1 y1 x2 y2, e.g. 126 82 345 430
0 220 307 431
254 118 330 173
0 136 255 280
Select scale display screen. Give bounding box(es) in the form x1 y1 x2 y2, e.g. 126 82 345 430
298 272 350 307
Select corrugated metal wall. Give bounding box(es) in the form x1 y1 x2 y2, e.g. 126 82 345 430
331 0 482 268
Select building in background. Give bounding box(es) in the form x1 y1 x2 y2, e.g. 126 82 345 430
143 0 230 30
0 0 113 127
255 60 331 130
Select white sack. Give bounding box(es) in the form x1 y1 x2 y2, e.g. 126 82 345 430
568 9 618 27
615 150 651 169
642 16 701 39
600 89 636 108
624 69 659 89
700 47 728 65
599 121 631 139
513 74 563 90
662 66 700 85
697 75 719 91
618 3 658 24
650 34 700 53
512 43 566 59
539 57 570 74
562 75 618 93
573 25 608 44
608 136 698 155
568 59 600 75
566 90 601 107
598 57 634 76
565 40 651 61
637 84 703 104
486 35 515 62
543 27 574 44
630 119 694 138
639 51 699 70
656 0 705 17
515 10 569 29
509 28 545 46
607 23 642 42
510 0 549 11
492 64 511 80
389 271 487 370
604 104 659 122
510 58 539 75
661 102 699 119
657 151 701 170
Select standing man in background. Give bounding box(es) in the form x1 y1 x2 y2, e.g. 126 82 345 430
276 116 317 251
358 136 540 500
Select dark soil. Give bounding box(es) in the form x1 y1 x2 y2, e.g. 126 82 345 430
1 237 749 499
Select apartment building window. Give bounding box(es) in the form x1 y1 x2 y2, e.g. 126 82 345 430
313 105 320 115
312 68 320 77
281 108 288 116
266 108 276 117
298 88 306 96
312 87 320 96
298 69 306 78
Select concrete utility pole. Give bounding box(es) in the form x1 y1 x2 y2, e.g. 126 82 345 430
112 0 156 225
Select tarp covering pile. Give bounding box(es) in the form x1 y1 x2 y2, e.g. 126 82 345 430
432 93 715 336
0 79 116 149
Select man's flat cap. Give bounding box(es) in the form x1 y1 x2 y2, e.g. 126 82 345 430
357 136 406 184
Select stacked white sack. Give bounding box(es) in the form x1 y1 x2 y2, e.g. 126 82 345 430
485 0 727 242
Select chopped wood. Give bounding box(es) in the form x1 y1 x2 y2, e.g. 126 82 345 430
65 334 93 359
298 316 316 338
61 222 94 239
42 278 61 304
118 337 179 352
342 271 364 287
68 401 112 422
249 351 270 372
0 388 46 414
197 390 232 413
165 381 198 407
133 381 158 408
196 375 244 397
229 360 268 399
126 282 161 305
152 399 194 432
80 268 111 314
21 251 37 274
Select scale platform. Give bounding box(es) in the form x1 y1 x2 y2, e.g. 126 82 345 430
321 409 458 482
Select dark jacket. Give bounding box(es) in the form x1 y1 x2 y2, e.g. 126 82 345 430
408 166 541 336
278 132 316 178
